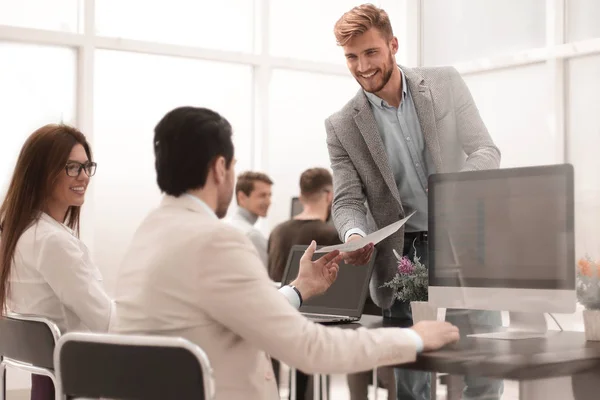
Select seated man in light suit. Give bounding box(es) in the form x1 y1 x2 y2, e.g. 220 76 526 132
110 106 460 400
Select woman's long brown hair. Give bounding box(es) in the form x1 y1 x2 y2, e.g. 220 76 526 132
0 124 93 313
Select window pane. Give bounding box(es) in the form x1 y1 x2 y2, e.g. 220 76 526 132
269 0 407 64
463 64 557 169
94 50 253 289
0 0 81 32
95 0 254 52
267 69 358 227
567 0 600 42
423 0 546 65
567 55 600 259
0 42 76 196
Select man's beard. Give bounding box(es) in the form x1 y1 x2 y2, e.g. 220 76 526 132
357 53 395 94
216 204 228 219
216 188 233 219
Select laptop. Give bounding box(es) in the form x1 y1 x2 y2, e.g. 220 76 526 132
280 244 377 324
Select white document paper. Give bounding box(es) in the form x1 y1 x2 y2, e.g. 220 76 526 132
314 211 416 253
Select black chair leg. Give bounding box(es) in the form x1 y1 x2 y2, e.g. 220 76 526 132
0 359 5 400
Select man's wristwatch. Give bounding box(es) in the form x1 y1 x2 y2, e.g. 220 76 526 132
289 285 303 306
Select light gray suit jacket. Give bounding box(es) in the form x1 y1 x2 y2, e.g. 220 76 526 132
111 195 419 399
325 66 501 309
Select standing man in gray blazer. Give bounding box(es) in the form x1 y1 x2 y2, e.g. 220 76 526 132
325 4 503 400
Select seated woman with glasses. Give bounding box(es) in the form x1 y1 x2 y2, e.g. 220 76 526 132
0 124 113 400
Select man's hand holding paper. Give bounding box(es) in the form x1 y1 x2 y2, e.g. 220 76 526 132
314 211 417 265
343 237 374 265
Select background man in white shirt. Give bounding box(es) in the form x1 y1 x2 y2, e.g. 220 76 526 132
111 106 460 400
229 171 273 267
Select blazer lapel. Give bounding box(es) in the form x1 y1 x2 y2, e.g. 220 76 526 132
403 67 443 173
353 92 401 204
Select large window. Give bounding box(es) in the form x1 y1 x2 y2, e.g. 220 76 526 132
463 64 556 169
95 0 254 52
269 0 407 65
0 0 81 32
93 50 252 290
423 0 546 65
0 39 76 393
567 0 600 42
269 0 365 64
267 69 358 227
567 54 600 259
0 42 76 195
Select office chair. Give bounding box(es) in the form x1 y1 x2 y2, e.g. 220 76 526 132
0 313 61 400
55 332 215 399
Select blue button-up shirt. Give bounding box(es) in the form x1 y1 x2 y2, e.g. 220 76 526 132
364 68 435 232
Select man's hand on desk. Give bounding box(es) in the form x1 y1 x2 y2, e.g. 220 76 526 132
342 234 374 266
290 241 343 301
411 321 460 351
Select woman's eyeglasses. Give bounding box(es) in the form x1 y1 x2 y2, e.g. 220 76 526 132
65 161 97 177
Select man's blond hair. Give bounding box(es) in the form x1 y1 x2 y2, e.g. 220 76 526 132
334 3 393 46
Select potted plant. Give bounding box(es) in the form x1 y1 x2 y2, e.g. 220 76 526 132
381 248 438 322
577 255 600 341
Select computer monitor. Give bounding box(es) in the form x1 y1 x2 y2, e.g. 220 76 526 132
290 197 304 219
280 245 377 318
428 164 576 339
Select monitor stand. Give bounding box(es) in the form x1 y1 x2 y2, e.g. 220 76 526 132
467 311 548 340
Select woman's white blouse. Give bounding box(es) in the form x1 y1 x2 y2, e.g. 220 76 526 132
7 213 113 333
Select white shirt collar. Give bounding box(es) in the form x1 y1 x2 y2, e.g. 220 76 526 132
183 193 218 220
234 207 259 226
39 212 75 235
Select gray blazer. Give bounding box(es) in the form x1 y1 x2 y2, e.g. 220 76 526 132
325 66 501 309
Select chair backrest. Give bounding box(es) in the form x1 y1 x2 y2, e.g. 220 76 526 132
0 313 60 371
55 332 214 400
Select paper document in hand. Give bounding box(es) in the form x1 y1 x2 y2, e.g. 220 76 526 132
314 211 416 253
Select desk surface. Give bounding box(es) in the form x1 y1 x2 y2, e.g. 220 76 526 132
350 315 600 380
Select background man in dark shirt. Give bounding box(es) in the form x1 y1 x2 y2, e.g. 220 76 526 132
268 167 338 400
268 168 394 399
269 168 340 282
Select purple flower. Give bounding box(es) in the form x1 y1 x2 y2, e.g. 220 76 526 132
398 256 415 275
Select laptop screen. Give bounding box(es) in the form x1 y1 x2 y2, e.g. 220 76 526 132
280 245 377 318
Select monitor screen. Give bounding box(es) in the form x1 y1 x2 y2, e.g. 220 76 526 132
290 197 304 218
429 164 574 290
281 246 376 317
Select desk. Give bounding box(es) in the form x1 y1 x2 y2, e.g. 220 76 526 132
351 315 600 400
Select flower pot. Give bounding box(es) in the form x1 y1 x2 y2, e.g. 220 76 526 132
583 309 600 341
410 301 439 323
